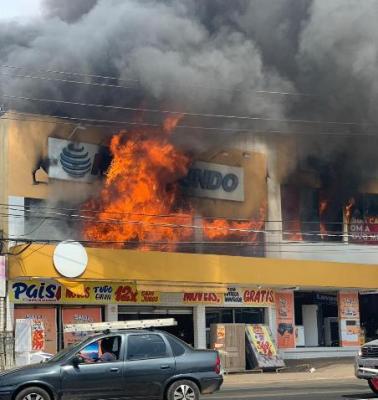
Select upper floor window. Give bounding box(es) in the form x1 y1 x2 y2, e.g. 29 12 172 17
281 185 343 242
348 194 378 244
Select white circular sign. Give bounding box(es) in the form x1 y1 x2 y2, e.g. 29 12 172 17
53 241 88 278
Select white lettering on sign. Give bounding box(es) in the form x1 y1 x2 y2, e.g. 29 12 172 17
181 161 244 202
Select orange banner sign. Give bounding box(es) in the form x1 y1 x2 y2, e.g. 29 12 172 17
14 307 57 354
275 291 295 349
338 292 360 347
62 307 102 347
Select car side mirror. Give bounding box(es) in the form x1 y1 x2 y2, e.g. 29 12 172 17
72 355 84 367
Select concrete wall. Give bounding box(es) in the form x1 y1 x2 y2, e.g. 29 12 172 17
278 242 378 265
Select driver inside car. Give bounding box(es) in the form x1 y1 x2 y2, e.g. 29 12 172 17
98 338 117 362
79 338 117 363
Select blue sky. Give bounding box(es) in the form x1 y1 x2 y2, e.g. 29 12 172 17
1 0 42 20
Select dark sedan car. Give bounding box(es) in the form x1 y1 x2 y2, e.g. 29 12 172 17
0 330 223 400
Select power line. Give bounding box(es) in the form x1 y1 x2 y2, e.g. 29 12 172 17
3 93 376 128
17 218 47 237
0 114 128 131
0 208 371 241
0 202 347 225
0 64 139 84
3 237 378 255
3 208 377 251
3 111 378 138
0 240 32 256
0 71 137 91
0 64 310 97
0 204 351 230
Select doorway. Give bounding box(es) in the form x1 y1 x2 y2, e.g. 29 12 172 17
118 306 194 346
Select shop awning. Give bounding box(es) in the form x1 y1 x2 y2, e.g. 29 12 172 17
8 244 378 289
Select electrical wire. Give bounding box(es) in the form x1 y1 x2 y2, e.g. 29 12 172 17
1 207 376 253
0 64 310 97
0 71 138 91
16 218 47 237
0 64 139 83
0 202 348 225
0 114 127 131
0 208 373 241
3 93 377 128
0 241 32 256
3 237 378 255
3 111 378 138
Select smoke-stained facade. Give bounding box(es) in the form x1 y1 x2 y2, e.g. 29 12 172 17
2 1 378 190
2 0 378 361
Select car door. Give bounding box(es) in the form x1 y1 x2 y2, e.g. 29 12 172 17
61 335 125 400
123 333 175 399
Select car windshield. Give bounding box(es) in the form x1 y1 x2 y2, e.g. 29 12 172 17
48 336 95 362
47 346 73 363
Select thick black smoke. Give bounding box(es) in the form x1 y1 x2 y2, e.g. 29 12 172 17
0 0 294 125
42 0 99 23
1 0 378 188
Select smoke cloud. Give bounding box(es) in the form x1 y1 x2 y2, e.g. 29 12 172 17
1 0 378 206
0 0 295 124
42 0 99 23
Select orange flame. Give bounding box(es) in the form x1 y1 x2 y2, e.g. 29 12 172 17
285 222 303 241
83 116 264 252
162 114 183 134
203 205 266 242
319 199 328 239
345 198 355 224
83 116 194 251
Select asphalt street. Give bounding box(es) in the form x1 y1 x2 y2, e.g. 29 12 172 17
205 379 377 400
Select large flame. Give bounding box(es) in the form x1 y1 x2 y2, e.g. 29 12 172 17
83 116 265 252
83 116 194 250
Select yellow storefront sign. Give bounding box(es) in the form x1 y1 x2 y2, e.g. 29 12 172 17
9 281 160 305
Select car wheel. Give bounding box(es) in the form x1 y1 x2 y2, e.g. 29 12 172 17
15 387 51 400
368 378 378 394
167 380 200 400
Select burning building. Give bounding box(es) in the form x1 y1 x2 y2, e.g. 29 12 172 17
1 111 377 360
1 0 378 363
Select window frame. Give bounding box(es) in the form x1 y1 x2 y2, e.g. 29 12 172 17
165 333 189 357
125 333 171 361
74 334 124 364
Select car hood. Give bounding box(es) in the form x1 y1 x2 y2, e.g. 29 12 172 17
363 339 378 347
0 361 54 377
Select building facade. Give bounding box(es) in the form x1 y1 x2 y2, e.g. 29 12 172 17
1 112 378 361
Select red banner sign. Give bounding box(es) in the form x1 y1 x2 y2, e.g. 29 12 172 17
349 217 378 244
183 292 222 304
243 289 274 305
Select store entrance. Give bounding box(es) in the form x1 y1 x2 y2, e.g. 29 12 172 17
118 306 194 346
360 294 378 343
205 307 265 348
294 291 339 347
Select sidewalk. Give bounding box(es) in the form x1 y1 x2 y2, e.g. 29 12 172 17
223 362 356 387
